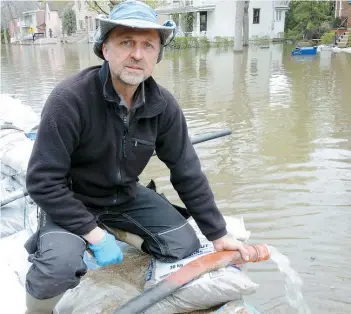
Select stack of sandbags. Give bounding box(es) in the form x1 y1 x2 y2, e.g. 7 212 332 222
0 93 39 186
0 94 39 237
54 216 259 314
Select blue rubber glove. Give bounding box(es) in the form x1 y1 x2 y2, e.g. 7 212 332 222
88 231 123 266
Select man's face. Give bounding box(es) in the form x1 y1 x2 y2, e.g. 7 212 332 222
102 26 161 86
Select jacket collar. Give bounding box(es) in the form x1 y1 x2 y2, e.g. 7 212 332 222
99 61 166 118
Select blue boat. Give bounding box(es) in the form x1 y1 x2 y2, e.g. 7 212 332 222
291 46 317 56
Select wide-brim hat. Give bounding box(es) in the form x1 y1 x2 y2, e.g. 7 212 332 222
93 0 176 62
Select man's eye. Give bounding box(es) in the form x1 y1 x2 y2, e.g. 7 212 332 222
145 42 154 49
121 40 133 46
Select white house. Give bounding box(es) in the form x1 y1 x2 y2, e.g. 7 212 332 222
155 0 289 41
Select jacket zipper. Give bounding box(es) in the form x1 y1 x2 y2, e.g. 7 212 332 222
115 108 138 184
114 106 124 185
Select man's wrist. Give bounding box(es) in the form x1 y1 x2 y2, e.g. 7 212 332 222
83 226 106 244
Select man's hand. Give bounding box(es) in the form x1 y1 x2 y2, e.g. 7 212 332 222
212 234 250 262
84 227 123 266
87 230 124 266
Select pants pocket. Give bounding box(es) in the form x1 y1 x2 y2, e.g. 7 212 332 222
24 231 39 263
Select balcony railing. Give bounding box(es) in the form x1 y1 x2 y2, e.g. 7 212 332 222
160 0 215 9
20 22 31 28
275 0 289 9
155 0 215 14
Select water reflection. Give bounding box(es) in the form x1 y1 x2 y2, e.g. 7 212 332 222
1 43 351 313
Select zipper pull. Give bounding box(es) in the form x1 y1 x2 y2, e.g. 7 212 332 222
135 140 138 147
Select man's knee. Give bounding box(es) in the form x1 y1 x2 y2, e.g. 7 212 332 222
154 221 201 262
26 231 87 299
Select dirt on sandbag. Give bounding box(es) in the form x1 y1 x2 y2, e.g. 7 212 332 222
55 243 247 314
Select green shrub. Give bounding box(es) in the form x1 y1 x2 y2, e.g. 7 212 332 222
320 31 335 45
167 36 233 49
199 36 210 48
284 30 302 42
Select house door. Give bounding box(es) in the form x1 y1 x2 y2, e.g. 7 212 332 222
200 12 207 32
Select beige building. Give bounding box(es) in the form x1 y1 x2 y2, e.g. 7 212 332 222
72 0 111 39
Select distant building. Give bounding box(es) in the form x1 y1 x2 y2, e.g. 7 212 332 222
155 0 290 41
335 0 351 28
72 0 107 37
8 1 71 42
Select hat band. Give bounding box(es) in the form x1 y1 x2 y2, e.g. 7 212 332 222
109 11 158 24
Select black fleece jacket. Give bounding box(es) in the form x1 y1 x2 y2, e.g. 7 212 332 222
26 61 227 241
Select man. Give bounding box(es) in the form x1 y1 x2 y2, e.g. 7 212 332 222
24 1 249 313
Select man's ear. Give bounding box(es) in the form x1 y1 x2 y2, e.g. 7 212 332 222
102 42 109 61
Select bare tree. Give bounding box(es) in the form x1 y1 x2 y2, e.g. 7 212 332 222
86 0 165 15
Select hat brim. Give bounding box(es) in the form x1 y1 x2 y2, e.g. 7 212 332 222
99 17 174 40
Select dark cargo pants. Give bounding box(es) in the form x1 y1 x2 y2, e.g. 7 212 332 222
24 183 201 300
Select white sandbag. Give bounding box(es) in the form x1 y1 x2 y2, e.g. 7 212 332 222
0 229 34 286
0 94 39 132
55 277 141 314
1 129 34 186
0 262 27 313
0 176 38 238
143 216 258 314
0 94 38 186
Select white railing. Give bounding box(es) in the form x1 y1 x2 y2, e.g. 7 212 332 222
196 0 216 5
165 0 215 8
275 0 289 8
20 22 31 28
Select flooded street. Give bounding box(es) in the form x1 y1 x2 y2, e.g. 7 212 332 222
1 43 351 313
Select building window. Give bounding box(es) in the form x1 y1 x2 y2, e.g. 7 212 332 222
89 16 93 31
275 10 282 21
200 12 207 32
253 8 260 24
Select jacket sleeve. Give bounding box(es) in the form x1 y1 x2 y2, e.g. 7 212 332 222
155 92 227 241
26 92 97 235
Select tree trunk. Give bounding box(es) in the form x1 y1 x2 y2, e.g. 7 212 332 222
3 28 9 44
234 0 245 51
243 1 249 46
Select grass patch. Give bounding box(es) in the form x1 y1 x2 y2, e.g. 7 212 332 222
167 36 233 49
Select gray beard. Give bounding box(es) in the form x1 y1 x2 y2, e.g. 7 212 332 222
119 70 146 86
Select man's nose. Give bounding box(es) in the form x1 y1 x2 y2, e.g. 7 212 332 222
130 46 143 61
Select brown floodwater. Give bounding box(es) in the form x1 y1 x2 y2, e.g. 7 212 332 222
1 43 351 314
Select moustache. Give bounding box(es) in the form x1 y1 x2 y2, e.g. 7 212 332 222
124 59 145 70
